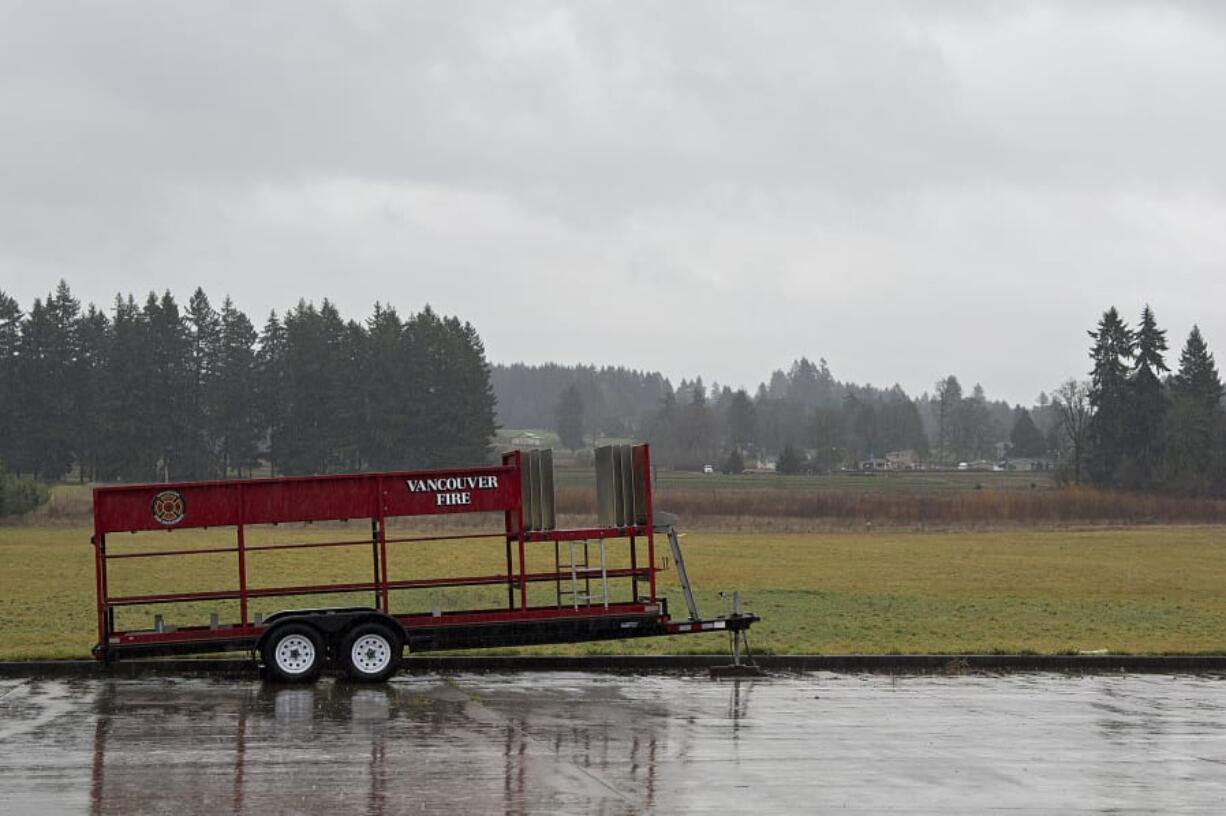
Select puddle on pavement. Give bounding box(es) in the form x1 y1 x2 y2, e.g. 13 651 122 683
1 672 1224 814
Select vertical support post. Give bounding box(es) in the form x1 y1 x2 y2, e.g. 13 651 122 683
505 533 515 610
641 445 657 603
93 517 108 659
517 529 528 610
569 540 579 610
370 518 380 609
237 482 248 626
629 535 638 602
599 537 608 608
377 476 389 613
503 451 521 610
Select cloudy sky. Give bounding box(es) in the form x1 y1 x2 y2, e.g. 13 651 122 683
3 1 1225 404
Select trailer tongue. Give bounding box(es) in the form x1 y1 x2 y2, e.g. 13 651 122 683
90 443 758 681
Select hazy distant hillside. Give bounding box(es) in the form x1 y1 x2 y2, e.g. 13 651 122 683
491 363 669 435
491 357 1037 471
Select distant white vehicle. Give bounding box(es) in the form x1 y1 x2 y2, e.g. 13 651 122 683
703 465 715 474
957 462 969 471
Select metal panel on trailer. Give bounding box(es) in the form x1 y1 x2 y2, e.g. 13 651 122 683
523 451 541 531
617 445 635 527
611 446 626 527
595 446 616 527
540 449 556 530
632 444 650 526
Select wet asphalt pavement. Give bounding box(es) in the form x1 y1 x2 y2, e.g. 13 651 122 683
1 672 1225 814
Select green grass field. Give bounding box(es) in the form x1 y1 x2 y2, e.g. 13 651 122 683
2 521 1224 659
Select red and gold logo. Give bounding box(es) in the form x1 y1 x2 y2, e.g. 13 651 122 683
151 490 186 526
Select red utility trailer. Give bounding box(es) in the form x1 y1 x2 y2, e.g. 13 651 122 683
91 444 757 681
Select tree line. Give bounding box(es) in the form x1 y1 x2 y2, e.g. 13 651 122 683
540 356 1046 473
0 282 496 484
1053 305 1225 496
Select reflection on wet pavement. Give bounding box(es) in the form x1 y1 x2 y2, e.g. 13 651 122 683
1 672 1224 813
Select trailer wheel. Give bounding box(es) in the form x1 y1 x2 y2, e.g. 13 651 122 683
340 622 402 682
262 623 325 683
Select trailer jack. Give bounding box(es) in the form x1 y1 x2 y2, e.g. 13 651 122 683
709 591 766 679
653 512 764 679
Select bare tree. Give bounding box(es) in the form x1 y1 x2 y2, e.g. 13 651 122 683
1052 379 1093 484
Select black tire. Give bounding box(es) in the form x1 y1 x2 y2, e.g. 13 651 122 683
262 623 326 683
339 622 403 682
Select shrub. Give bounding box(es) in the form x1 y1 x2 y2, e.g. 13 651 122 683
0 467 51 517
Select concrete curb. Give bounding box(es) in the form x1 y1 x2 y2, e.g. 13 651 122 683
3 654 1226 677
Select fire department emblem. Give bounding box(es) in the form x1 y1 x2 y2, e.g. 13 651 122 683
151 490 186 526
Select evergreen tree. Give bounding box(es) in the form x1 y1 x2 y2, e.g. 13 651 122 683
776 443 804 475
1123 305 1169 489
809 404 843 471
1165 326 1224 495
645 383 678 468
184 288 222 478
726 388 756 449
12 283 79 479
1009 408 1046 458
72 304 111 482
215 298 261 476
255 311 288 476
721 448 745 474
554 383 585 452
144 291 193 480
361 303 410 471
402 307 497 468
100 295 157 481
0 291 23 469
934 375 962 463
675 380 716 468
1086 307 1135 487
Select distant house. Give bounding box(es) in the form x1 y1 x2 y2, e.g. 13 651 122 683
1007 457 1052 472
885 449 917 469
510 432 544 448
860 458 890 471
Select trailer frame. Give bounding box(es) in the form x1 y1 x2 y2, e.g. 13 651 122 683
90 444 755 680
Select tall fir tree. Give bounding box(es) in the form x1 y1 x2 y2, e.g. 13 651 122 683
0 290 22 469
726 388 756 451
184 288 223 479
215 297 261 476
361 302 410 471
1086 307 1135 487
1123 305 1169 489
1009 408 1046 458
12 283 79 479
255 311 288 476
1165 326 1224 495
72 304 111 482
144 291 193 480
554 383 585 452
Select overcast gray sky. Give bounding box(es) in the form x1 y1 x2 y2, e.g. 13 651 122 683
3 1 1225 404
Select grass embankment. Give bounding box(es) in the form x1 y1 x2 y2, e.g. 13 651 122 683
2 521 1224 659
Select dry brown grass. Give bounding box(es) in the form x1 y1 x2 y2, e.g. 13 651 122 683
554 485 1226 527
